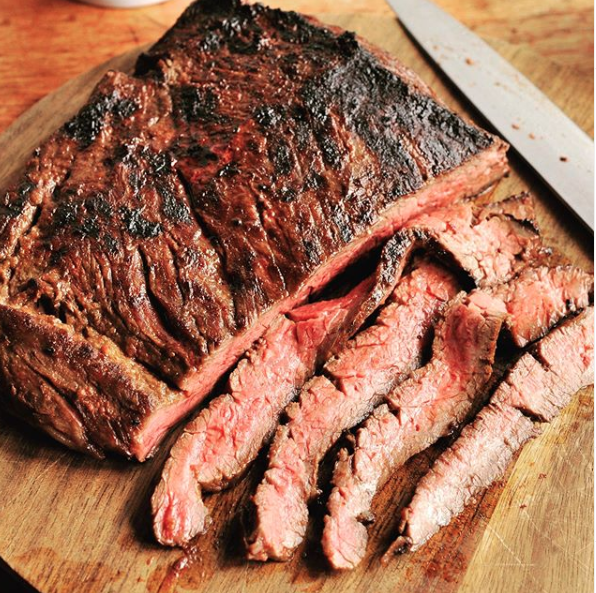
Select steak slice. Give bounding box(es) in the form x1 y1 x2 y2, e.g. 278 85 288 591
151 231 421 546
491 264 593 347
389 307 594 556
245 260 459 561
246 194 541 561
322 261 593 569
403 192 543 287
323 290 506 569
0 0 508 459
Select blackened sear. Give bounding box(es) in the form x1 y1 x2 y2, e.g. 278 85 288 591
0 0 508 459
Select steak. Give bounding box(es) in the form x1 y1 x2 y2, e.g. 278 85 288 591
245 260 458 561
0 0 508 459
323 290 506 569
403 192 543 287
246 194 541 561
491 264 593 347
322 261 593 569
151 231 421 547
390 307 594 556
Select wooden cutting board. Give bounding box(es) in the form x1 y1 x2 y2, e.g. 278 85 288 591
0 13 593 593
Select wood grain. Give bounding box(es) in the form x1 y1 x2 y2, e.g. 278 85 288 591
0 11 593 593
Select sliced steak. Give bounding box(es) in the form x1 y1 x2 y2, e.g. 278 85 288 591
390 307 594 555
246 194 541 561
246 260 459 561
491 264 593 347
323 290 506 569
0 0 508 459
322 261 593 569
151 231 421 547
403 192 543 288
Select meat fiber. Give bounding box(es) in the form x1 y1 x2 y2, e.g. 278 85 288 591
151 230 421 546
246 194 541 561
322 261 593 569
323 290 506 569
491 264 593 347
403 192 543 287
389 307 594 556
0 0 508 459
245 261 459 561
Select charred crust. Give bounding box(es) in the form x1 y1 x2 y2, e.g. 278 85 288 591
318 134 342 169
85 195 114 218
198 31 221 53
53 202 79 230
103 234 120 254
276 186 297 203
147 150 174 176
217 162 240 178
134 52 167 77
254 105 283 128
336 31 360 58
184 144 219 166
304 171 324 190
0 181 35 218
265 7 334 46
269 140 293 177
303 238 322 265
119 206 162 239
64 92 138 148
175 86 222 124
158 182 192 224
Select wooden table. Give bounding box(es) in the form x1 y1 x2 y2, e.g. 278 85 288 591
0 2 593 593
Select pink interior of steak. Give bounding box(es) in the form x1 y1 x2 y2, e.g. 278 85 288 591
392 403 537 554
323 256 594 569
392 306 594 555
152 276 375 546
322 290 506 569
151 229 426 545
246 193 548 561
492 264 593 347
246 260 461 561
492 307 595 421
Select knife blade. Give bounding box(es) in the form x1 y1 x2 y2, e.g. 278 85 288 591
386 0 594 231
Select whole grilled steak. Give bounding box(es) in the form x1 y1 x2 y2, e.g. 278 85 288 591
322 263 593 570
389 307 594 556
246 195 541 561
0 0 508 459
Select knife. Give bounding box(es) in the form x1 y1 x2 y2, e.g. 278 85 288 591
387 0 594 231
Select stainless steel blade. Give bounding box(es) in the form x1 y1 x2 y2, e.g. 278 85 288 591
387 0 594 231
